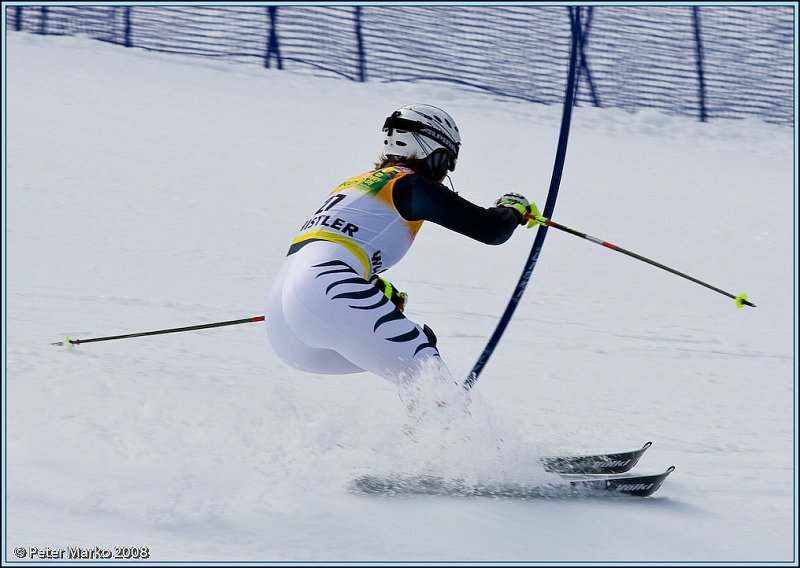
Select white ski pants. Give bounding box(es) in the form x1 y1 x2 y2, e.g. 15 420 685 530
266 241 443 383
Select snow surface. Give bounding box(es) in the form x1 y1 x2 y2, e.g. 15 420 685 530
4 32 797 564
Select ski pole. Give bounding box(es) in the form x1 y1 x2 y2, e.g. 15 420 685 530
52 315 266 346
525 214 755 308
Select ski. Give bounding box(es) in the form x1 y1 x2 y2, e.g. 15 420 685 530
350 466 674 499
539 441 652 474
558 466 675 497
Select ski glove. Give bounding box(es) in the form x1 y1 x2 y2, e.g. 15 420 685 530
494 193 546 228
370 275 408 312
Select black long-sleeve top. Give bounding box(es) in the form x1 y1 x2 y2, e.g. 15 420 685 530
392 173 522 245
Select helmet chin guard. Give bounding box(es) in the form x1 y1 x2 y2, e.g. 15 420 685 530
382 104 461 173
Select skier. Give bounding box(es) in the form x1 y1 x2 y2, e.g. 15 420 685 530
266 104 540 409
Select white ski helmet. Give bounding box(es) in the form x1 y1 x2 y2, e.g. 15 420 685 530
382 104 461 172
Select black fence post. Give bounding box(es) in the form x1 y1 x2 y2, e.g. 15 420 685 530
123 6 132 47
354 6 367 82
264 6 283 69
692 6 708 122
15 6 23 31
575 6 600 107
39 6 48 35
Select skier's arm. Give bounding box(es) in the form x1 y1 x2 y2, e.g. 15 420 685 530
393 175 522 245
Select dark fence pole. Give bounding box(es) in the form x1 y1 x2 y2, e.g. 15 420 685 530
576 7 601 107
354 6 367 82
123 6 132 48
39 6 48 35
15 6 23 31
692 6 708 122
264 6 283 70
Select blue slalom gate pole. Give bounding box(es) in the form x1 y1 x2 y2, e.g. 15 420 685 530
465 6 583 389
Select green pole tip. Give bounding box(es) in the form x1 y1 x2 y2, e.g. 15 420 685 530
735 293 749 309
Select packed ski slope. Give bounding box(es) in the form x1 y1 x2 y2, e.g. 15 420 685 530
5 33 796 563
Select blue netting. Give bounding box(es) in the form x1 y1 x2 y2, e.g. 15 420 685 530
6 4 794 124
360 6 572 104
574 7 700 116
130 6 271 61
